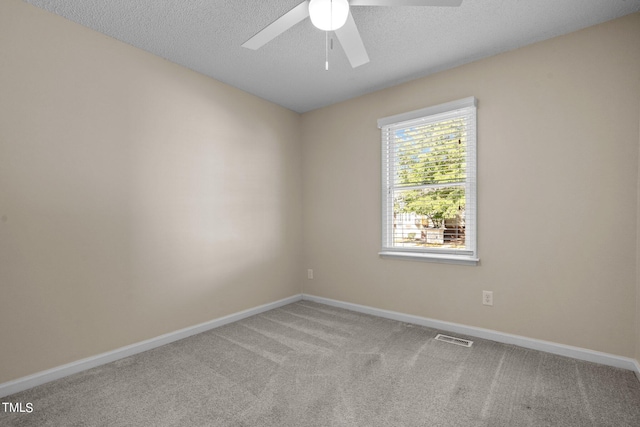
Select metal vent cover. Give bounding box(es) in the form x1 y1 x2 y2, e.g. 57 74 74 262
434 334 473 347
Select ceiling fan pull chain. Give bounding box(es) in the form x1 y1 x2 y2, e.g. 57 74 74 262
325 30 329 70
325 0 334 71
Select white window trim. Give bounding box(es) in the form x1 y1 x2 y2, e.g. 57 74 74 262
378 97 478 265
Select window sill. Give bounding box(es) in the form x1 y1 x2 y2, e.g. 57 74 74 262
378 251 479 266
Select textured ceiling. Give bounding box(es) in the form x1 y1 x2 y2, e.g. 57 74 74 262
24 0 640 113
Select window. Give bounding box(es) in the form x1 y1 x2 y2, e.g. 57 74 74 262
378 97 478 265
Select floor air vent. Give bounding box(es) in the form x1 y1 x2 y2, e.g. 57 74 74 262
434 334 473 347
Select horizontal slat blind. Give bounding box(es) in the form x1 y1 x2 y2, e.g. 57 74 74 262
381 98 476 257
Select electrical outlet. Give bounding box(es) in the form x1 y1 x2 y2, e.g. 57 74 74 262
307 269 313 279
482 290 493 306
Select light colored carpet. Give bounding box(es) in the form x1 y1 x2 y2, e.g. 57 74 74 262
2 301 640 426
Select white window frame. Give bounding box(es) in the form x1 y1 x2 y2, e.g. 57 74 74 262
378 97 478 265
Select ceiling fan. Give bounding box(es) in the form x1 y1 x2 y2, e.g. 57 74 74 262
242 0 463 69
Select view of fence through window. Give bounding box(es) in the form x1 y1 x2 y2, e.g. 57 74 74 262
392 117 467 249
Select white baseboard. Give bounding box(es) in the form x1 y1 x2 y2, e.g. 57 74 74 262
302 294 640 375
3 292 638 398
0 294 303 398
633 359 640 382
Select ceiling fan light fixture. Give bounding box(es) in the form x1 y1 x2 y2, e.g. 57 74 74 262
309 0 350 31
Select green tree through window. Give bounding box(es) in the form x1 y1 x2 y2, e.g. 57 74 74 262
395 118 466 235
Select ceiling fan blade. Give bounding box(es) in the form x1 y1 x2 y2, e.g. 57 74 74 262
242 1 310 50
350 0 462 6
334 11 370 68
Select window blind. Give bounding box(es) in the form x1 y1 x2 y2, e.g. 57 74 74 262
379 97 477 261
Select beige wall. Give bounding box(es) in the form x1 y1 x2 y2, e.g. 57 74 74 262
302 14 640 358
637 103 640 364
0 0 302 383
